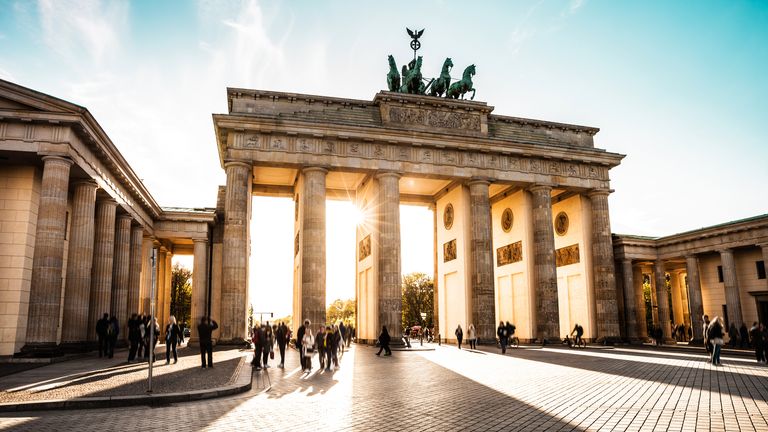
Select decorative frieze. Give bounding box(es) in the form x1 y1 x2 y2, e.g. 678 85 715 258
444 239 457 262
358 234 371 260
555 244 580 267
387 106 482 132
497 241 522 266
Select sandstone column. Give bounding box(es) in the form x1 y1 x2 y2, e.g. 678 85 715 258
632 265 648 339
761 245 768 290
139 237 153 314
191 238 209 343
377 172 402 340
24 156 74 353
164 252 173 333
111 214 131 342
588 190 621 342
621 259 639 341
467 179 495 342
156 248 167 331
87 198 117 341
685 255 704 343
529 184 560 343
669 271 684 330
127 226 143 316
61 180 97 346
719 249 743 327
221 161 251 342
300 167 328 328
653 260 673 342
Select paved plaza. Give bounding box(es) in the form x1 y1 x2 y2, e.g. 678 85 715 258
1 343 767 431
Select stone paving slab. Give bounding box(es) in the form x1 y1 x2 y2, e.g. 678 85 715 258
0 343 766 431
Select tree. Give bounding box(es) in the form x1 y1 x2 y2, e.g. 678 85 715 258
402 272 433 330
170 263 192 327
326 298 355 326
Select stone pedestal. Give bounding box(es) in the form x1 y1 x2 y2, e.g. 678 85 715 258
588 190 621 342
190 239 208 344
719 249 743 327
685 255 704 343
300 167 328 329
24 155 73 354
127 227 143 316
467 179 495 342
529 184 560 343
653 260 674 343
61 180 97 346
376 172 402 340
111 214 131 342
621 259 639 341
221 161 250 342
87 199 117 341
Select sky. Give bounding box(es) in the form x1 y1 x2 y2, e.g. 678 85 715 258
1 0 766 317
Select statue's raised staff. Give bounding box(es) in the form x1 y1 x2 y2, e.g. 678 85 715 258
387 55 401 92
446 64 476 100
429 57 453 97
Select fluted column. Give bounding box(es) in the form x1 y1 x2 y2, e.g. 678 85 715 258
156 248 167 331
719 249 743 327
191 239 209 343
111 214 131 342
761 245 768 290
529 184 560 343
61 180 97 345
221 161 251 341
467 179 495 342
588 190 621 341
139 237 153 314
24 156 74 352
300 167 328 328
87 199 117 341
685 255 704 343
621 259 639 341
654 260 673 342
376 172 402 340
632 265 648 339
127 226 143 316
164 252 173 333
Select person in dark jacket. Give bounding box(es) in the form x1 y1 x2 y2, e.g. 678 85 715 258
739 323 750 349
728 323 739 348
376 325 391 356
497 321 508 354
165 315 182 364
296 319 310 371
127 314 141 362
262 323 274 368
251 324 265 369
455 325 464 350
709 317 725 366
750 322 764 363
198 316 219 368
275 321 288 368
95 313 109 358
107 315 119 358
315 325 326 369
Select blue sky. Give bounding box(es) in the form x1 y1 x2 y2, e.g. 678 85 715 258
1 1 766 315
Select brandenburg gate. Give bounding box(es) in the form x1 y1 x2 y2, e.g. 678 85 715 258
213 87 625 344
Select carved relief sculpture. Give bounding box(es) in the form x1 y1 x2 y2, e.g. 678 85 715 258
294 232 300 256
555 211 569 236
358 234 372 261
443 203 454 230
555 244 580 267
443 239 457 262
497 241 522 266
501 208 513 232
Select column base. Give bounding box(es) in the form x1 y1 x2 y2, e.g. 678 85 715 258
595 336 621 346
20 343 64 358
58 341 91 353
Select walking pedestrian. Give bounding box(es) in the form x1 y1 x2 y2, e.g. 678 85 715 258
316 325 326 370
275 321 288 368
95 313 109 358
376 325 392 356
728 323 739 348
324 325 334 371
107 315 119 358
165 315 182 364
297 319 310 371
455 325 463 350
301 323 315 372
144 316 159 362
708 316 725 366
702 314 711 361
127 313 141 362
467 324 477 350
262 322 274 368
251 323 264 369
739 323 750 349
198 316 218 369
750 322 764 363
137 315 146 359
497 321 508 354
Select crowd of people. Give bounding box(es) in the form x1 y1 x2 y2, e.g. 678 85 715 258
288 319 354 372
702 315 767 366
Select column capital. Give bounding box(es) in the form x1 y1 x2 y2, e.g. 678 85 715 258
41 155 73 166
193 238 209 245
684 253 698 260
116 214 132 222
223 160 251 170
302 166 329 175
587 188 614 198
71 179 98 188
466 177 491 187
717 248 733 255
374 171 401 180
97 197 118 206
527 183 554 193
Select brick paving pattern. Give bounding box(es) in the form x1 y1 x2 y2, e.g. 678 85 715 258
1 343 766 431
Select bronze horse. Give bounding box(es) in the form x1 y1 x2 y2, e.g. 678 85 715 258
400 56 424 94
429 57 453 97
446 64 476 100
387 55 400 92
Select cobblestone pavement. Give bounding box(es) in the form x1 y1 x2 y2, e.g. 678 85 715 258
1 343 767 431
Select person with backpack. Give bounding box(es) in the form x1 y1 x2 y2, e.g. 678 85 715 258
497 321 508 354
708 316 725 366
376 325 392 356
275 321 288 368
571 323 584 347
198 316 219 368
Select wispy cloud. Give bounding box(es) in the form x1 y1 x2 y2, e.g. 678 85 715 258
562 0 586 17
36 0 128 64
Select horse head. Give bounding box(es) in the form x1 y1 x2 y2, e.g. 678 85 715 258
464 64 476 79
388 55 397 69
443 58 454 72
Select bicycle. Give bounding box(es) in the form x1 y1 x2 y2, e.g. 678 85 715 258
563 335 586 349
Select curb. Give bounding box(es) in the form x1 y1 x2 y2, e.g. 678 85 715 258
0 356 252 413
